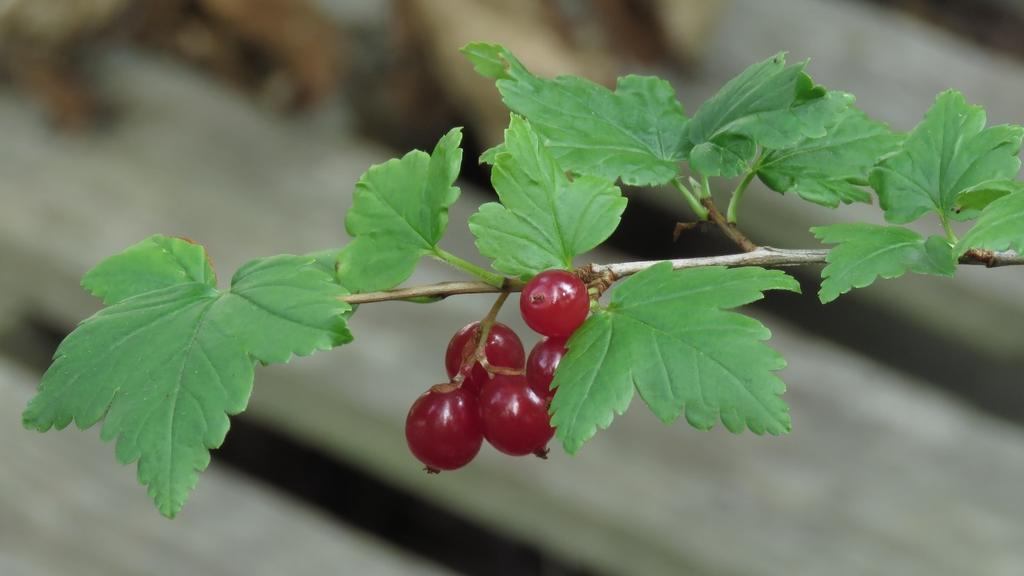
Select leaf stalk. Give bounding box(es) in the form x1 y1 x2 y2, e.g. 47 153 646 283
727 166 759 224
672 178 710 220
434 248 506 287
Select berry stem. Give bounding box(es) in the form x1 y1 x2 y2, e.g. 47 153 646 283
453 291 512 386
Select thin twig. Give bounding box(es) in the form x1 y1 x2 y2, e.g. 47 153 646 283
672 221 711 242
344 280 523 304
589 247 829 277
340 247 1024 304
700 197 759 252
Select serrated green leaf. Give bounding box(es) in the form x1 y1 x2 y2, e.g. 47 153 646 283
81 235 215 305
689 135 756 178
549 264 799 454
460 42 510 79
337 237 423 293
758 107 903 207
682 52 853 177
870 90 1024 225
812 223 956 303
956 191 1024 256
23 247 351 517
479 143 504 166
469 116 627 277
462 42 688 186
305 248 342 276
953 179 1024 218
338 128 463 292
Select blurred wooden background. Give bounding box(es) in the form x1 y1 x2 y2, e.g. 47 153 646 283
1 1 1023 575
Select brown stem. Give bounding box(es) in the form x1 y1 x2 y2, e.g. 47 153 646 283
959 248 1021 268
672 221 709 242
700 197 758 252
344 280 523 304
452 291 511 386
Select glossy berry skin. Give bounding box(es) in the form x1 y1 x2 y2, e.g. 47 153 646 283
444 321 525 394
479 374 555 456
520 270 589 338
405 384 483 471
526 337 566 401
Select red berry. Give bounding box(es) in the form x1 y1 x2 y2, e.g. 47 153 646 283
405 384 483 471
479 374 555 456
519 270 589 338
526 337 566 401
444 321 525 393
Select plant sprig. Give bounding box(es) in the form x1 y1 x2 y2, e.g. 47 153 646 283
23 43 1024 517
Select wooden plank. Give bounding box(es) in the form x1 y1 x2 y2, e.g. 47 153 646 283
2 44 1024 576
0 360 455 576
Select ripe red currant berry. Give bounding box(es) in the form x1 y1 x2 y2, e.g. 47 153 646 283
405 383 483 472
444 321 525 394
479 374 555 456
526 337 566 401
519 270 589 338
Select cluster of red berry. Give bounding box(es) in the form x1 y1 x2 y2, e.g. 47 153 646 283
405 270 591 472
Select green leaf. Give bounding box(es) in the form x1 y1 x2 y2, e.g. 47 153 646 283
689 135 756 179
479 143 504 166
338 128 463 292
82 235 215 306
549 264 799 454
682 52 853 178
953 179 1024 218
23 244 351 517
305 248 342 276
469 116 627 277
956 191 1024 255
337 237 423 293
870 90 1024 224
460 42 510 79
758 107 903 207
462 42 688 186
812 223 956 304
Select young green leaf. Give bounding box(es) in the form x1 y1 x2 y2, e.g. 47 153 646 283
757 107 903 207
305 248 343 276
689 135 755 180
956 191 1024 256
682 52 853 177
338 128 463 292
82 235 215 306
23 241 352 517
870 90 1024 225
462 42 688 187
549 263 799 454
953 179 1024 218
812 223 956 303
469 116 627 277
